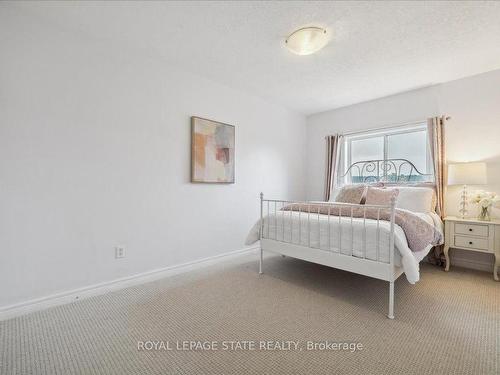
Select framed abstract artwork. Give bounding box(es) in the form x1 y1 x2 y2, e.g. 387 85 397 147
191 116 235 183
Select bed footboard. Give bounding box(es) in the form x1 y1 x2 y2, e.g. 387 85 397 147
258 192 400 319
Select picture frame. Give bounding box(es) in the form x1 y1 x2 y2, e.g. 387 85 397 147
191 116 235 183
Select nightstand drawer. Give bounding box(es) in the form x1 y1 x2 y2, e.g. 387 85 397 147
455 223 489 237
454 235 489 251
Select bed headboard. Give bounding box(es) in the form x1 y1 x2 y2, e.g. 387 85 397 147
341 158 433 184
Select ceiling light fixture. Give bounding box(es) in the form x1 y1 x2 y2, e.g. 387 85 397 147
285 27 328 56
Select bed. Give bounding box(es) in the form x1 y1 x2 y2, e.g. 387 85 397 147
245 184 443 319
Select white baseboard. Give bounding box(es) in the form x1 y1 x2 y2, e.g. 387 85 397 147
0 246 259 322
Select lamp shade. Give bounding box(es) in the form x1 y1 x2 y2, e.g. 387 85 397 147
447 162 487 185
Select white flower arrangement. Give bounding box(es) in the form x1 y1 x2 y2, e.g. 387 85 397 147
470 190 500 208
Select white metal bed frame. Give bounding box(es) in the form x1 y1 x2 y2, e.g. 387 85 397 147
258 192 403 319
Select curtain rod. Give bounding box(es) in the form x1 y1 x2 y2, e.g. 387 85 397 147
325 116 451 139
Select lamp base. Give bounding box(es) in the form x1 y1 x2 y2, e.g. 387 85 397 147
459 184 468 219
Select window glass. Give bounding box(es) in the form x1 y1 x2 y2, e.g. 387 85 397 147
348 137 384 183
387 130 431 182
339 124 434 185
350 136 384 163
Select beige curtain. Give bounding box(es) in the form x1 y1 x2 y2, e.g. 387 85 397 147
427 116 447 265
324 134 342 201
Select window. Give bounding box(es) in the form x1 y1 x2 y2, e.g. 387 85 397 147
339 123 434 185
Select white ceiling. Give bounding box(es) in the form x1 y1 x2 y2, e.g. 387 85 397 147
11 1 500 115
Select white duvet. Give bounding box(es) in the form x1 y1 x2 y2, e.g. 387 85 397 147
245 211 443 284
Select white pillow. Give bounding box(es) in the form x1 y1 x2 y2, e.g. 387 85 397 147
394 186 435 213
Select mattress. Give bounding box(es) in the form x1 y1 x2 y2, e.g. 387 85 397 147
245 211 443 284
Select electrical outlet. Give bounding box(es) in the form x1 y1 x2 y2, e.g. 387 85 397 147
115 247 125 259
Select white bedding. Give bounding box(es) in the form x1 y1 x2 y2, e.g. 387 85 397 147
245 211 443 284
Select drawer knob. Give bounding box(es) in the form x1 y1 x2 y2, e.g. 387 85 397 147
469 241 473 245
469 228 473 232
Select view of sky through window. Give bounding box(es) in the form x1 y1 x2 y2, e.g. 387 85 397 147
341 124 433 184
387 130 428 174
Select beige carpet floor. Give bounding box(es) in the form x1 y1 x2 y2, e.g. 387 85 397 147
0 254 498 375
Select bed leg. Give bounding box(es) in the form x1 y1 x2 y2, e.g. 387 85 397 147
387 281 395 319
259 248 263 274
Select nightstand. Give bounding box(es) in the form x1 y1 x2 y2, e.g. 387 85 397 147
444 216 500 281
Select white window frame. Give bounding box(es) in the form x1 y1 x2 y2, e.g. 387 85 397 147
339 123 433 185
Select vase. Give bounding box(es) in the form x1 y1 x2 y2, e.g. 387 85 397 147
477 206 491 221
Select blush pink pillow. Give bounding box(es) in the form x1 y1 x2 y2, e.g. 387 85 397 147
335 185 366 204
364 187 399 206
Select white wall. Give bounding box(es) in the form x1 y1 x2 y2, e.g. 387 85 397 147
438 71 500 219
306 69 500 271
0 7 306 309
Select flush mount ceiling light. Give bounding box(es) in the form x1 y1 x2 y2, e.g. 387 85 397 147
285 27 328 55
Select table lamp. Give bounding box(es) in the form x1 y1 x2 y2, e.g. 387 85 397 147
447 162 487 218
